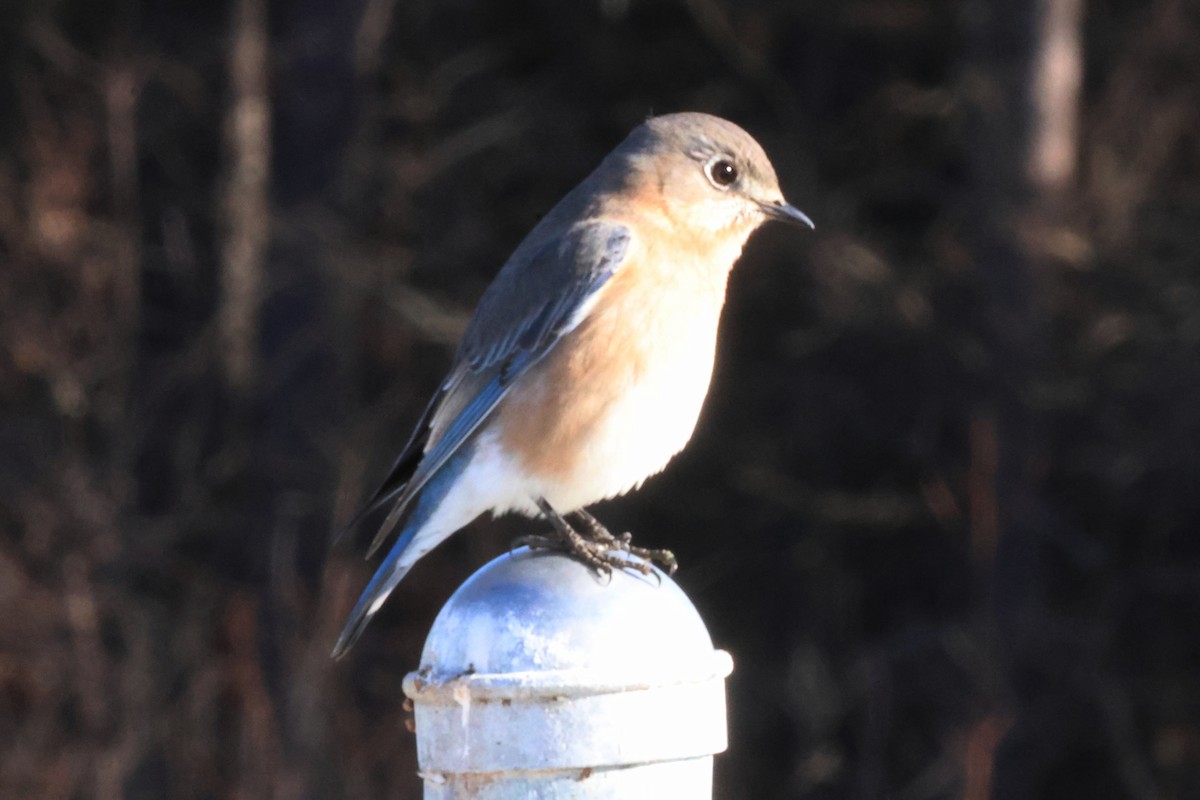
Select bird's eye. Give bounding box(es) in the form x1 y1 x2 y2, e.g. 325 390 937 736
705 158 739 188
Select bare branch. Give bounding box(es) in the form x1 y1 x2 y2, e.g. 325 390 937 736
219 0 271 394
1029 0 1084 192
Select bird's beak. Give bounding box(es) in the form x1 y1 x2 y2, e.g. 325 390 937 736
760 199 815 229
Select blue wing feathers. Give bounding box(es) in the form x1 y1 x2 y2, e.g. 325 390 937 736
350 221 631 566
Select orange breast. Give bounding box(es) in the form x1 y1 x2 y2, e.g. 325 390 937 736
494 225 733 486
494 265 653 481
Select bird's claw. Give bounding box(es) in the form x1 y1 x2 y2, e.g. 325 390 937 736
516 502 679 577
513 531 652 576
634 545 678 575
570 509 678 575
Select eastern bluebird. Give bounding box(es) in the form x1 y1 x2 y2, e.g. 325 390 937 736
333 112 812 658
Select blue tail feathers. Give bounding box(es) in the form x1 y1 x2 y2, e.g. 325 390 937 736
331 440 478 658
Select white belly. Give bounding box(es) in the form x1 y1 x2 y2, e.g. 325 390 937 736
562 335 715 503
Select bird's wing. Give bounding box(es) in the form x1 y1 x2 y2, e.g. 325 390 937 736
354 220 632 557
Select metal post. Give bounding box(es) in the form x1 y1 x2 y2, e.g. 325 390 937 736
403 546 733 798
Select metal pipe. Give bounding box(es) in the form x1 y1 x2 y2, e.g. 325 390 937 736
404 546 733 798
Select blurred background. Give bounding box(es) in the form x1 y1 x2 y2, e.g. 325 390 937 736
3 0 1199 797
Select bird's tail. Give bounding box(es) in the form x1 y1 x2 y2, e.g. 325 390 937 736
331 441 478 659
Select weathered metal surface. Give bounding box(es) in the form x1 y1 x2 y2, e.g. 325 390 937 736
403 546 732 798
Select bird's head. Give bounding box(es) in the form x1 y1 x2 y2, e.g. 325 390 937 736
612 112 813 241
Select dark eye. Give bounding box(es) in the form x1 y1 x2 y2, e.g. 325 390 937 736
706 158 738 188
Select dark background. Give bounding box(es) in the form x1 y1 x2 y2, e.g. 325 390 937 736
3 0 1200 797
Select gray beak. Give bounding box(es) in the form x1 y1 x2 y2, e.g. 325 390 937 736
760 200 815 229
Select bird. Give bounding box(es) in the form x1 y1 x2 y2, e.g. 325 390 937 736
332 111 812 658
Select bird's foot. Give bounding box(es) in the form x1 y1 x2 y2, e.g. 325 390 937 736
513 529 654 576
569 509 679 575
516 499 678 577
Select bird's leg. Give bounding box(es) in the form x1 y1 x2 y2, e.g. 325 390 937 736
513 497 654 576
512 498 597 561
569 508 678 575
